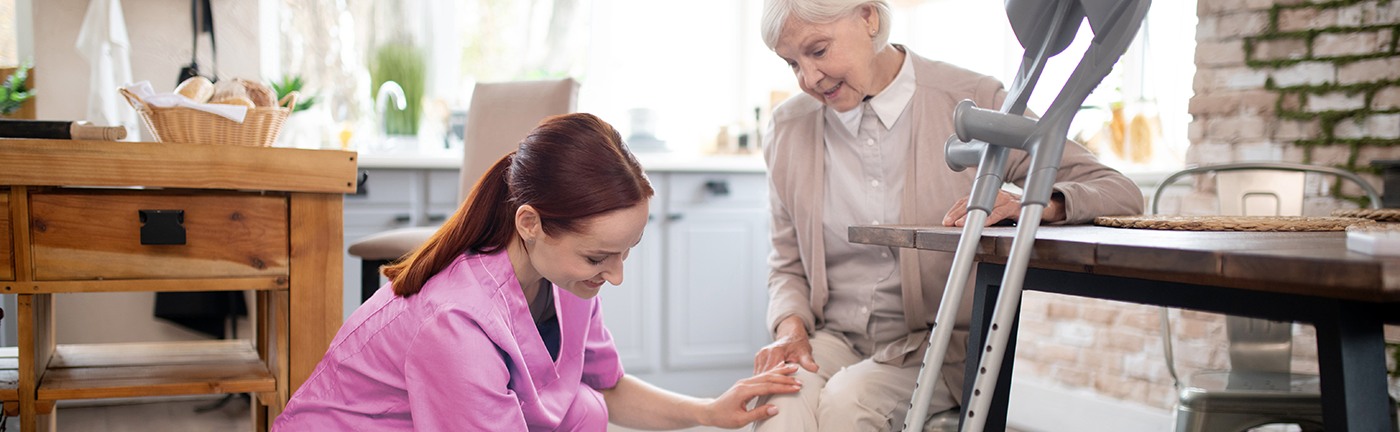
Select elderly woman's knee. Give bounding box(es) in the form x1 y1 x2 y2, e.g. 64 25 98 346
822 364 914 404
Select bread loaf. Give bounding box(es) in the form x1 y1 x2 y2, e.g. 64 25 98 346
241 79 278 108
209 97 254 108
174 76 214 103
210 79 249 105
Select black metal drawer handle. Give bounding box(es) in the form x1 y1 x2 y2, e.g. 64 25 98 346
139 210 186 245
704 180 730 196
393 214 448 224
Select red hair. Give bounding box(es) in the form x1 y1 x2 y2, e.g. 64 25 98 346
383 113 653 297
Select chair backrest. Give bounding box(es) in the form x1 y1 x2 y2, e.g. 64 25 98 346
1151 162 1382 376
458 78 579 203
1216 171 1305 216
1149 162 1381 215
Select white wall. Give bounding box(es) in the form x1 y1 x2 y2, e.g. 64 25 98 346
33 0 260 122
28 0 262 344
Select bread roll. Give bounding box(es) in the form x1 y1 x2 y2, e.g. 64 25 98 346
175 76 214 103
209 97 255 108
210 79 249 105
240 79 278 108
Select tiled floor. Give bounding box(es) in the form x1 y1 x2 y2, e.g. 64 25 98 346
42 397 1034 432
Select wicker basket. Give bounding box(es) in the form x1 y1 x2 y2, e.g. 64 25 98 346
120 88 298 147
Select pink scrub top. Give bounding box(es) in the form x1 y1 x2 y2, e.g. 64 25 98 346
272 251 624 431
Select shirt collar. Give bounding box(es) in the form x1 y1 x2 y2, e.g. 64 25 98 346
831 47 917 136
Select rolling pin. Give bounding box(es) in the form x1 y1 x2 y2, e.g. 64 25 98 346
0 119 128 141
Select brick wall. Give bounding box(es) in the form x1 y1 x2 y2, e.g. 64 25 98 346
1012 0 1400 414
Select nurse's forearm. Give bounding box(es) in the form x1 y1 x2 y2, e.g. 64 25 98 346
599 374 711 429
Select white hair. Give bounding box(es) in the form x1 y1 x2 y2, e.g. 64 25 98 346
761 0 893 53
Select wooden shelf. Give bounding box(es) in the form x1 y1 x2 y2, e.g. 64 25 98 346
0 347 17 402
36 340 274 401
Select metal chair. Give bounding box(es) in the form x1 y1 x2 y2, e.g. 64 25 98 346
347 78 579 301
1149 162 1397 432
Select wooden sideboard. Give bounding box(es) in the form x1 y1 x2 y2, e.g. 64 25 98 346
0 139 355 430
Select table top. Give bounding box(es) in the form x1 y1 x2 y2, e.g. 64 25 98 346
0 139 358 194
849 224 1400 303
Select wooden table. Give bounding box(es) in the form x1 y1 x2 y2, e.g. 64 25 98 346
850 225 1400 432
0 139 355 430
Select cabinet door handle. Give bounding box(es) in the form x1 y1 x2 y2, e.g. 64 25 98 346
393 214 449 224
139 210 186 245
667 213 684 221
704 180 730 196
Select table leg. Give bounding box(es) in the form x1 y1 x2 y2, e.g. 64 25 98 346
1313 298 1394 432
287 193 344 394
960 263 1020 432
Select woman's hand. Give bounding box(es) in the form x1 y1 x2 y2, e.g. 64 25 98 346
942 190 1066 227
753 316 818 375
699 363 803 428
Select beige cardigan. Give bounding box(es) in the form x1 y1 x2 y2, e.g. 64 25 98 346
762 50 1143 403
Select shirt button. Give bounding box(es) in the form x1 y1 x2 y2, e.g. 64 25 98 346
872 219 880 224
866 139 875 146
881 251 889 258
870 179 880 187
860 307 869 314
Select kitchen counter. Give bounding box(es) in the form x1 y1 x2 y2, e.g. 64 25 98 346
358 151 767 173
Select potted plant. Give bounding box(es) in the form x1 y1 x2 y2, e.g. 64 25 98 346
270 74 323 148
0 61 35 119
369 43 425 136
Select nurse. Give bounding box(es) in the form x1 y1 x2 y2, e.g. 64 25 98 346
273 113 801 431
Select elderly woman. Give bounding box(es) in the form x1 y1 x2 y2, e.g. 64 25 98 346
752 1 1143 430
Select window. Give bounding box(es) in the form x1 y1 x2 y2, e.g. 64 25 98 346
902 0 1198 173
274 0 1197 164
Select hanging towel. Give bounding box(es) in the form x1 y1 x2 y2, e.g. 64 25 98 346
75 0 140 140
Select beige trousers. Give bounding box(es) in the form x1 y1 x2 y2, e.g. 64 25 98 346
752 330 958 432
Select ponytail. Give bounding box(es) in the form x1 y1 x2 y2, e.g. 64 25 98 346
381 113 653 298
383 151 519 297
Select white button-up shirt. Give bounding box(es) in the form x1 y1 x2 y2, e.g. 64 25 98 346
820 48 917 354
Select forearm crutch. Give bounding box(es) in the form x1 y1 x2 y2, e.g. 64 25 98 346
901 1 1151 431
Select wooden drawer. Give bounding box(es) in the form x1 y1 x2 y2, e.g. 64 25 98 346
1 191 11 281
30 191 289 281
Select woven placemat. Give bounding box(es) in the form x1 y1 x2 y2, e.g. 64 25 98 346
1330 208 1400 222
1094 215 1374 232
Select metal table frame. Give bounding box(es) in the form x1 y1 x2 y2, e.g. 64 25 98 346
963 262 1400 431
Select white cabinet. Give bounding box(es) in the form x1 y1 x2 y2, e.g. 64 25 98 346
602 171 773 395
343 160 773 397
662 173 770 370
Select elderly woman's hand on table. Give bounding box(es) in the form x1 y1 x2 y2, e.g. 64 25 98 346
942 189 1067 227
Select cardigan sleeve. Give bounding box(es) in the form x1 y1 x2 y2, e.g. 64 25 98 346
762 117 817 338
987 81 1144 222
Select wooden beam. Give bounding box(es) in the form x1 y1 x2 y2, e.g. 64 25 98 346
0 140 357 194
18 294 53 431
287 192 342 396
0 192 11 281
9 188 29 282
2 277 287 294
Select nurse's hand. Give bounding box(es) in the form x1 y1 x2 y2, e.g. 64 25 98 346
753 316 818 375
700 363 803 428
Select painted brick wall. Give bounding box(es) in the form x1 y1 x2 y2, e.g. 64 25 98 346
1013 0 1400 414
